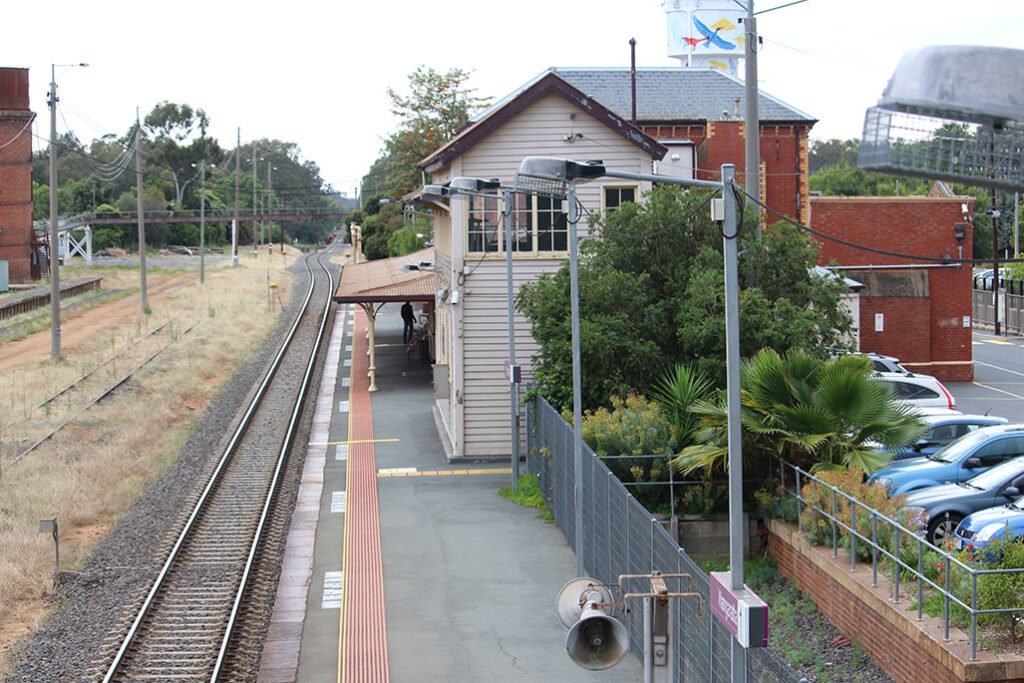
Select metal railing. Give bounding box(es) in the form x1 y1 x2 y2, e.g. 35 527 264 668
973 283 1024 335
526 395 799 682
772 457 1024 660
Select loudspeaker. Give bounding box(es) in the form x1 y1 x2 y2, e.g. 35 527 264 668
565 603 629 670
556 577 628 670
555 577 612 629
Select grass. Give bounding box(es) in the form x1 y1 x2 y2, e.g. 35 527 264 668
0 248 309 673
499 474 555 522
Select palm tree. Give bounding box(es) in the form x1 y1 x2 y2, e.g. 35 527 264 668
673 349 925 476
651 363 713 448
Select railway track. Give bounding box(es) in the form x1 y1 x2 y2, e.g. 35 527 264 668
99 251 335 681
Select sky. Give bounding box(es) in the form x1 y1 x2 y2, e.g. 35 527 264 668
6 1 1024 198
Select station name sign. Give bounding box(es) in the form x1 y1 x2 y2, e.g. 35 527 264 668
709 571 768 648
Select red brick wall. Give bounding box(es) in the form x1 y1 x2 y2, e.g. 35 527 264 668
811 196 974 381
0 67 34 282
641 122 811 225
768 520 1022 683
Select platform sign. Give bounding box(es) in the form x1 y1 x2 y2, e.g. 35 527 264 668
709 571 768 648
504 360 521 384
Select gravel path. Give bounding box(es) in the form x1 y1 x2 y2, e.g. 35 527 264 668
2 254 325 682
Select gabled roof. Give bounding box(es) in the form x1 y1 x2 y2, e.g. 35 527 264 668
550 67 816 124
334 247 436 304
419 71 668 173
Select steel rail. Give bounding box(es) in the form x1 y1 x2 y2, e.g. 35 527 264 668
101 252 331 681
211 254 333 677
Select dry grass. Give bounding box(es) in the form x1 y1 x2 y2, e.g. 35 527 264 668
0 248 317 670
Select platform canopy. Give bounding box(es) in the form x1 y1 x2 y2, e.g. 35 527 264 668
333 247 436 392
333 247 436 304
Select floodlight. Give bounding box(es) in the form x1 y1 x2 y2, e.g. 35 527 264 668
450 177 501 192
420 185 450 201
513 157 606 197
859 45 1024 191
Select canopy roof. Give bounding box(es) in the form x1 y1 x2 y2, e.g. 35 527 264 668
333 247 436 304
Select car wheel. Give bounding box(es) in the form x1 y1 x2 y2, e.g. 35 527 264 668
928 513 964 547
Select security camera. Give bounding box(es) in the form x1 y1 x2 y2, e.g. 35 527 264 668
985 209 1001 218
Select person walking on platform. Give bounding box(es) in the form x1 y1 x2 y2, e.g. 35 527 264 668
401 301 415 344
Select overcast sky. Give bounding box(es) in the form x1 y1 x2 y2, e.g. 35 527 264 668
6 1 1023 197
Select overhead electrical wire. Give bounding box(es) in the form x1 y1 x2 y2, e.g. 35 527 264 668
0 112 37 150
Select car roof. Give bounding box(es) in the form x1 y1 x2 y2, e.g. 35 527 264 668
971 423 1024 436
920 413 1007 425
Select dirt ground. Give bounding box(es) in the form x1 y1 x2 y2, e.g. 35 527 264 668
0 272 193 372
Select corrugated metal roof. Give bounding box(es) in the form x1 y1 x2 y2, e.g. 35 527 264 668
545 67 815 123
334 247 436 303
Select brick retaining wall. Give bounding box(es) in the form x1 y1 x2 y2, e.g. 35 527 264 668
767 519 1024 683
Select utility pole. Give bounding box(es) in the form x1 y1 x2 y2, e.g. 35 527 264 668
48 65 61 358
136 108 148 313
252 143 260 255
199 157 206 283
233 128 240 267
743 1 761 239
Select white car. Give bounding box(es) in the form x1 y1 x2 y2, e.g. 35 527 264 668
864 352 911 375
874 371 956 410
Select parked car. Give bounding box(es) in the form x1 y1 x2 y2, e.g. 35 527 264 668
864 352 911 375
867 424 1024 496
873 371 956 411
953 497 1024 554
875 412 1009 461
973 267 1008 291
901 456 1024 545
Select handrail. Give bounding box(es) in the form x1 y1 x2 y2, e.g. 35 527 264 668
773 457 1024 660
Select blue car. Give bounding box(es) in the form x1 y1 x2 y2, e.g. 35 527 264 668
901 456 1024 546
868 424 1024 496
877 412 1008 460
953 499 1024 554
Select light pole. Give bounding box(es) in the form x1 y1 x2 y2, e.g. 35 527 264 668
438 177 522 490
513 157 747 679
48 62 88 359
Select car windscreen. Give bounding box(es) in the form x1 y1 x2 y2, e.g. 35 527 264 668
932 429 995 463
966 457 1024 490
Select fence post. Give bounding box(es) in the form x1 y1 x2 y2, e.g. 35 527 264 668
831 486 838 559
971 573 978 660
872 514 878 587
893 526 901 604
944 561 951 641
796 467 803 533
917 541 924 621
851 500 857 572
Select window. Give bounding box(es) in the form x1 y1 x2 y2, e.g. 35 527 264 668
603 186 637 212
890 382 939 401
466 194 567 254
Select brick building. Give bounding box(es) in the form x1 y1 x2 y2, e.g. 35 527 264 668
554 68 814 225
810 192 974 381
0 68 34 282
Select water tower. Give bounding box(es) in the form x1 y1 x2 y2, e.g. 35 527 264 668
664 0 745 75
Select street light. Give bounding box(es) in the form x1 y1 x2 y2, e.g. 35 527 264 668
513 157 745 678
440 176 520 490
48 62 88 358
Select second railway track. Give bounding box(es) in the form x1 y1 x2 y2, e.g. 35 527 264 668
99 250 336 681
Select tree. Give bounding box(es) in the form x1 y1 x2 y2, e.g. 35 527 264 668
366 66 491 198
516 184 855 412
674 350 925 476
809 138 860 174
144 102 223 205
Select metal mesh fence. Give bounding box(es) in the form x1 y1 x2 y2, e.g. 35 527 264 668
526 396 799 682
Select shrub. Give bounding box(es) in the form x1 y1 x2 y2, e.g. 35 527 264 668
799 468 919 561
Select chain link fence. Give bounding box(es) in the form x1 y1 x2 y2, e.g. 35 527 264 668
526 395 799 682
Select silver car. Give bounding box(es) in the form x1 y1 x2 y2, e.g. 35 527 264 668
902 456 1024 546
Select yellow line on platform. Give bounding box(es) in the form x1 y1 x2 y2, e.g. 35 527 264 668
377 468 512 478
309 438 399 446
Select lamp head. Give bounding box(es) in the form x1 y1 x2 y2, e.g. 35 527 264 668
450 177 502 193
517 157 606 182
421 184 450 202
